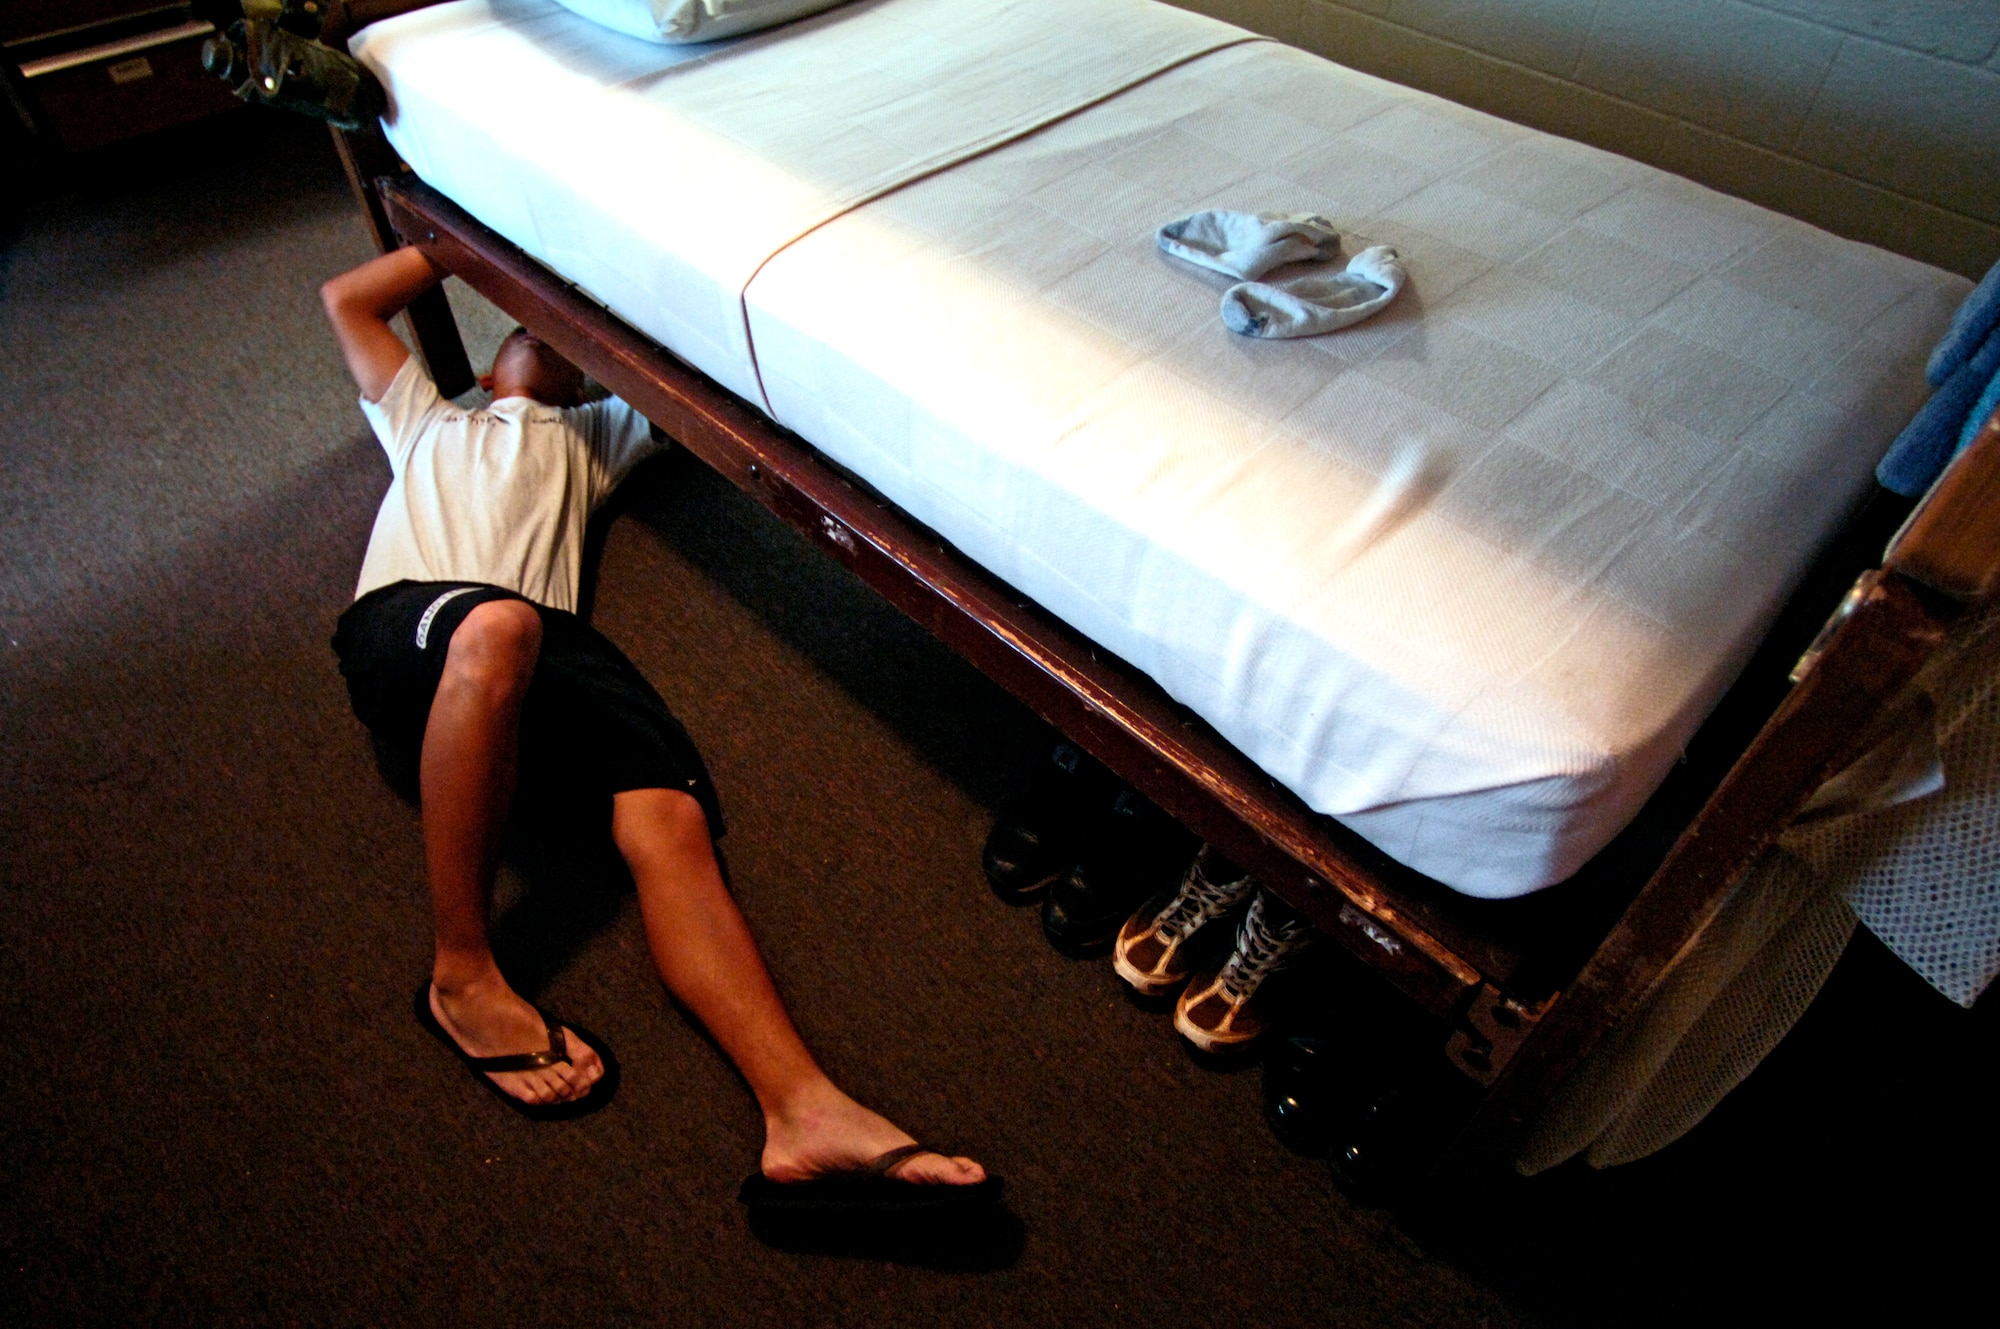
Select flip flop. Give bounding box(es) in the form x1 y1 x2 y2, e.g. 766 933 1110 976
738 1143 1003 1215
413 982 620 1121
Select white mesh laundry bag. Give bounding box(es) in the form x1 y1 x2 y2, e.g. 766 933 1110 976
1793 595 2000 1007
1517 596 2000 1173
1514 845 1855 1172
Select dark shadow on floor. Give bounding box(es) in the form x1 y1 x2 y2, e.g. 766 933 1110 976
746 1204 1028 1273
1400 929 1996 1326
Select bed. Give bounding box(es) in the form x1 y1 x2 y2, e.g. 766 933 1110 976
320 0 2000 1177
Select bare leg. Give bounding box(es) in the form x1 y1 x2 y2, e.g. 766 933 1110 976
420 598 603 1106
612 787 983 1184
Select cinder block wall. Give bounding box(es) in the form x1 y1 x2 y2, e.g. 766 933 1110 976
1168 0 2000 279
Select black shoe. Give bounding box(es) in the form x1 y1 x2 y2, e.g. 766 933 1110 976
983 742 1114 904
1327 1083 1424 1203
1313 1034 1453 1204
1264 1036 1344 1156
1040 787 1198 954
1262 1030 1424 1195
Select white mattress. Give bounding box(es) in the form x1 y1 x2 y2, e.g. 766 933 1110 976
356 0 1969 897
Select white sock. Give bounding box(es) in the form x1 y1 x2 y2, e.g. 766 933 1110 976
1155 210 1341 281
1220 245 1406 339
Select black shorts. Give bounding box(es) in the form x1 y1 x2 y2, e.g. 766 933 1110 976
331 581 723 837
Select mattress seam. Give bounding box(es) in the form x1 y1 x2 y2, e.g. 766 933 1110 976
732 36 1270 416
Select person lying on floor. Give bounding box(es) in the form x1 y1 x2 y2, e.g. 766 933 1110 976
321 246 986 1195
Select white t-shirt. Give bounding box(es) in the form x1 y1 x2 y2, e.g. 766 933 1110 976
354 357 661 612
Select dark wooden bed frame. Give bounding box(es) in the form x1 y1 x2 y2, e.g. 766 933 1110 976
321 0 2000 1184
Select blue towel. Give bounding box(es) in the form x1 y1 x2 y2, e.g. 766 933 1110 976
1959 363 2000 452
1927 258 2000 386
1878 323 2000 495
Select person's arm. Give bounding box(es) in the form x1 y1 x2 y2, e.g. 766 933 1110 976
320 246 446 403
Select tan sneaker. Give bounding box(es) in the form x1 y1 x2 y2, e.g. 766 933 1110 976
1113 847 1256 996
1174 889 1315 1052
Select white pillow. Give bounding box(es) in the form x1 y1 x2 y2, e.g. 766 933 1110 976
551 0 852 44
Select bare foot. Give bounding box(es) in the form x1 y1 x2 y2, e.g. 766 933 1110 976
761 1079 985 1185
429 975 604 1107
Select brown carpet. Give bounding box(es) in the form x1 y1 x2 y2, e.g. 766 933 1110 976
1 109 1989 1328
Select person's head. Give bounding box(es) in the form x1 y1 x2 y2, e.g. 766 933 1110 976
480 326 589 406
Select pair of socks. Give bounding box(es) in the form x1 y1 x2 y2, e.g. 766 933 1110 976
1154 210 1406 340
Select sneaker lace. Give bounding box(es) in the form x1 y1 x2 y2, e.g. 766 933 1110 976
1217 891 1312 1001
1155 855 1251 943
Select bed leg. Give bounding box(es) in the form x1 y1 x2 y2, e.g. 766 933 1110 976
326 123 475 397
399 287 474 398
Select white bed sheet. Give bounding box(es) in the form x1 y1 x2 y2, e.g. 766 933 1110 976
355 0 1247 405
357 0 1969 897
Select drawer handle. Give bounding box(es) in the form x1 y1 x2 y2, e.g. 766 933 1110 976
19 20 214 80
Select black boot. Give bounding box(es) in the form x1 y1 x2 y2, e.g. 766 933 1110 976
1040 787 1198 954
982 741 1114 904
